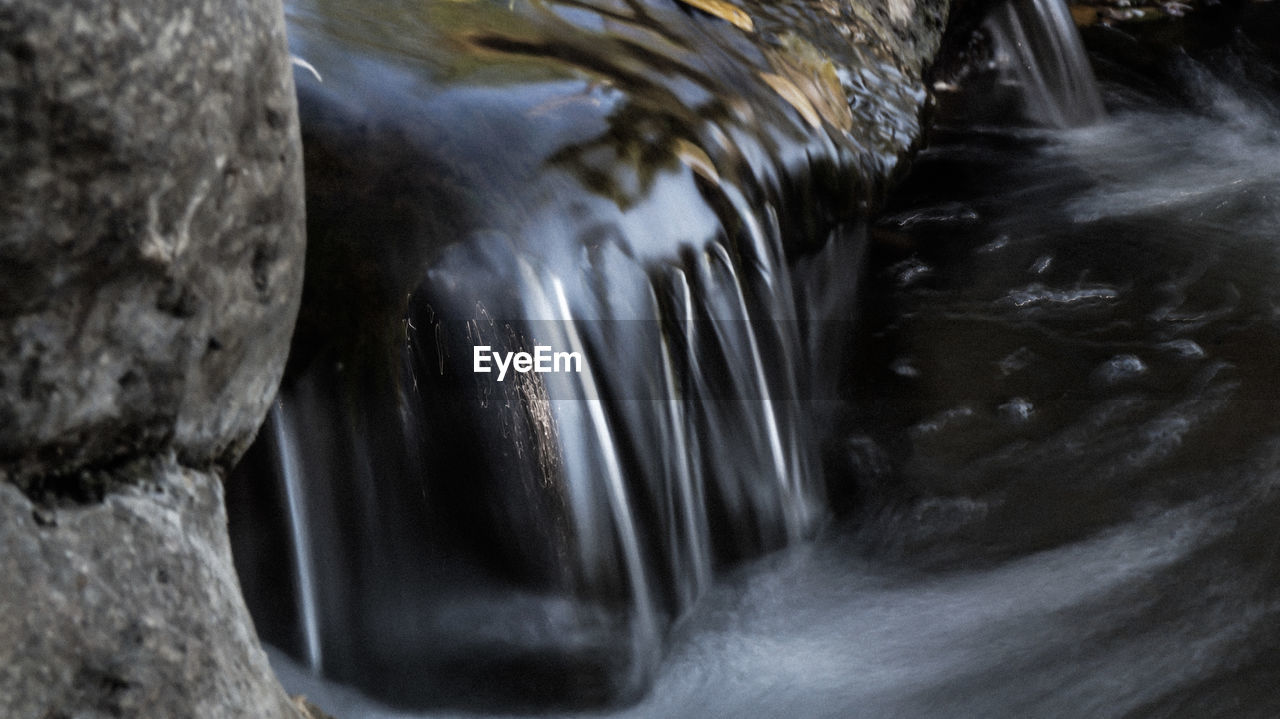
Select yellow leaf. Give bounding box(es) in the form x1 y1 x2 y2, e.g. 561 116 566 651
677 0 754 32
759 72 822 129
763 33 854 132
672 138 720 183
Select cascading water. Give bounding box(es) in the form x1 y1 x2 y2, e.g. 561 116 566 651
985 0 1106 126
233 0 1280 717
229 0 943 709
270 402 322 674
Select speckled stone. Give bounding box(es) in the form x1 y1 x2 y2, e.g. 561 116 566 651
0 0 307 716
0 0 306 482
0 456 303 719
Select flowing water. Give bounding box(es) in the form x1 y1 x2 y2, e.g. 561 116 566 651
984 0 1105 126
230 0 938 708
271 402 324 672
233 0 1280 716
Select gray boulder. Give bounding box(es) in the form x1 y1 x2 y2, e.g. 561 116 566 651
0 0 307 717
0 0 304 479
0 456 302 719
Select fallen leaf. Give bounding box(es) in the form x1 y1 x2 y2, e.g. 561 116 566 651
677 0 754 32
672 137 720 183
759 72 823 128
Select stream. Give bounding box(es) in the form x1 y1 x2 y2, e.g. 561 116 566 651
239 1 1280 716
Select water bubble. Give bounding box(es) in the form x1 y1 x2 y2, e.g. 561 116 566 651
889 257 932 287
976 234 1011 253
911 405 976 436
999 397 1035 423
890 357 920 378
1157 339 1205 358
1097 354 1149 384
998 347 1036 376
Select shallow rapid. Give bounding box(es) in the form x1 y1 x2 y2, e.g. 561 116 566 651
268 8 1280 719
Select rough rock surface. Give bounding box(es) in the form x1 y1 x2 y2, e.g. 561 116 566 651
0 456 301 719
0 0 305 481
0 0 307 717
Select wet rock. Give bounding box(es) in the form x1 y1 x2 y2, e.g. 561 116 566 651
230 0 954 709
0 0 307 716
1069 0 1257 111
1070 0 1204 27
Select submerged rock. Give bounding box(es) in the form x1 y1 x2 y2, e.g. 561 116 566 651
0 0 307 716
231 0 954 709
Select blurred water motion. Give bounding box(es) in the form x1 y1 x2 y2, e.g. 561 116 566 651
229 0 944 708
234 0 1280 716
986 0 1105 127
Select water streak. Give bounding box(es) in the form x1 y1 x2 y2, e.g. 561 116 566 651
229 0 1127 711
986 0 1105 127
272 402 323 674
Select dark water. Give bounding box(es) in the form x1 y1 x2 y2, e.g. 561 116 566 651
257 3 1280 718
231 0 939 708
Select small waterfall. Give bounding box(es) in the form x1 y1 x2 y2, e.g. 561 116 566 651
226 2 1280 716
271 403 322 674
230 0 948 709
254 223 827 706
987 0 1105 126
